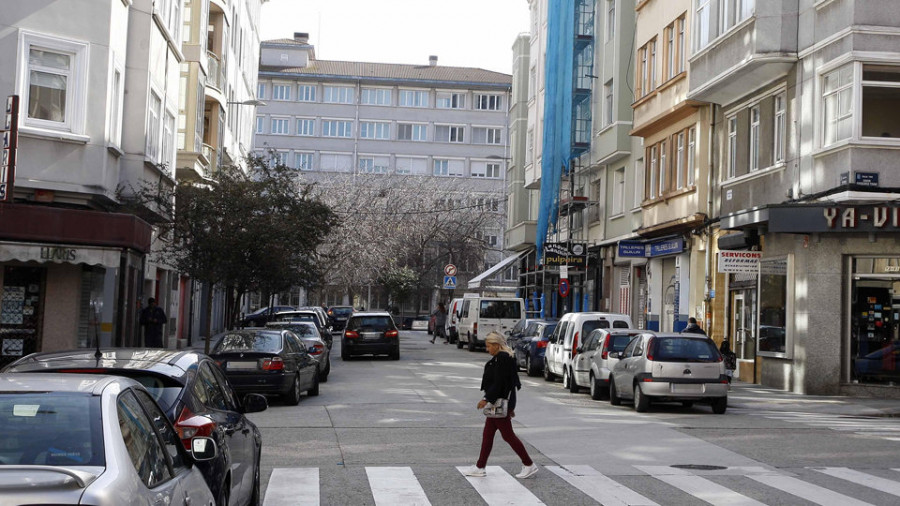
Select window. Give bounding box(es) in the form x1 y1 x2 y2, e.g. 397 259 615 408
723 0 755 31
436 91 466 109
359 121 390 139
472 127 502 144
664 16 686 80
256 116 264 134
117 391 172 488
675 132 685 189
666 23 676 80
606 0 615 41
21 34 88 134
297 84 316 102
272 84 290 101
658 139 667 196
687 127 696 186
677 16 686 74
823 64 853 146
749 106 760 171
612 167 625 215
319 153 353 172
471 162 501 178
396 156 427 175
271 117 289 135
637 38 657 97
604 80 614 126
774 93 786 162
433 159 464 177
321 119 352 137
648 145 658 199
397 123 427 141
861 64 900 138
575 45 594 90
257 83 266 99
758 256 792 358
296 118 314 136
435 125 465 143
108 62 124 147
358 155 389 173
695 0 711 50
634 158 645 206
399 89 428 107
324 85 354 104
132 389 185 473
271 151 289 167
475 94 503 111
727 116 738 178
146 91 161 161
360 87 390 105
294 152 313 170
162 111 175 169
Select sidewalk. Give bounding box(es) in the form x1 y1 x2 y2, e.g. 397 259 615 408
726 381 900 417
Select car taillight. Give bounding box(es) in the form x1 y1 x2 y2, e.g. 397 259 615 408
385 330 399 338
175 407 216 450
536 340 548 349
261 357 284 371
645 337 655 361
572 332 579 358
473 322 478 335
600 338 609 359
345 330 360 339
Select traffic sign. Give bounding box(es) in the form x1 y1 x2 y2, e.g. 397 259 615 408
443 276 457 289
444 264 457 276
559 279 570 298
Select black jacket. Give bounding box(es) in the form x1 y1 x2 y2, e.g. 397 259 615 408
480 351 521 410
682 323 706 335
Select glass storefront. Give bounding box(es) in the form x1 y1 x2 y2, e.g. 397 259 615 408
850 257 900 385
0 266 45 368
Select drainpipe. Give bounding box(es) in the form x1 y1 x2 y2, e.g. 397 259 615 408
706 104 716 335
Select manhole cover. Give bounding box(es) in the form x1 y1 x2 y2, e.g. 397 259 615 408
671 464 727 471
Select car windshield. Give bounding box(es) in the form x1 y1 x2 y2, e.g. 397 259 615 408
269 324 319 338
106 372 183 413
348 316 393 331
214 332 283 353
650 337 721 362
479 301 521 318
273 313 317 324
331 307 353 316
0 392 105 466
607 334 636 352
582 320 609 334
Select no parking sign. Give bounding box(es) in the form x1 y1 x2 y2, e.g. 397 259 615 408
559 279 570 298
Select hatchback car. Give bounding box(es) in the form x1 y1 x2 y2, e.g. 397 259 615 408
211 329 321 404
327 306 355 330
0 373 217 506
271 310 333 349
571 329 646 399
512 319 559 377
3 348 267 506
609 333 729 413
545 312 634 385
341 312 400 360
266 321 331 381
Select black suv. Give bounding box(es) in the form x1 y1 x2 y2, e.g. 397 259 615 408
341 312 400 360
327 305 355 330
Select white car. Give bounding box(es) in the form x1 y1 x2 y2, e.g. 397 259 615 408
609 332 729 413
571 328 646 399
544 312 633 390
456 296 525 351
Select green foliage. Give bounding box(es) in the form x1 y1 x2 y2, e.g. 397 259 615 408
378 265 419 306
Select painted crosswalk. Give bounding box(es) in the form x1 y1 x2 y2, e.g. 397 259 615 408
749 411 900 442
262 464 900 505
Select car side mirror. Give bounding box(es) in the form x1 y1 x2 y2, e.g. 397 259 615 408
191 437 218 461
241 393 268 414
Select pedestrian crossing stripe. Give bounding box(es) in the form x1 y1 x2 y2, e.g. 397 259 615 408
749 411 900 442
262 465 900 506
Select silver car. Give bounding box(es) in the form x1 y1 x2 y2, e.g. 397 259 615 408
267 321 332 381
0 373 217 506
571 329 647 399
609 332 729 413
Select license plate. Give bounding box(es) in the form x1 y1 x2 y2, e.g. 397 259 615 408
671 383 702 394
227 361 257 370
361 332 381 340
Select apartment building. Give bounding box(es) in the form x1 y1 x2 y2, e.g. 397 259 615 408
0 0 182 365
254 34 514 306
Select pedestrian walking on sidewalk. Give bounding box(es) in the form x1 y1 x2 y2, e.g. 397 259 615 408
463 332 538 479
430 302 448 343
683 317 707 335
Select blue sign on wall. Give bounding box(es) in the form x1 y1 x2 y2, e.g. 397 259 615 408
618 241 646 258
648 237 685 257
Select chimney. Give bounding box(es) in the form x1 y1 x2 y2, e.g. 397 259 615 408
294 32 309 44
429 55 438 67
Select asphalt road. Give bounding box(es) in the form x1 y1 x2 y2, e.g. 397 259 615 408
247 330 900 505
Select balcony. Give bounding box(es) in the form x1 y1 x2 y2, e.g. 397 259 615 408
206 51 225 92
201 143 218 175
688 2 797 104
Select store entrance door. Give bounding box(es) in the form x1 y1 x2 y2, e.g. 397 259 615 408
731 289 758 381
1 266 45 368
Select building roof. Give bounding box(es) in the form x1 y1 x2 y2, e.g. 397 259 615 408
259 59 511 87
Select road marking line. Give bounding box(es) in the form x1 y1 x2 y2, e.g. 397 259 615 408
263 468 319 506
366 467 431 506
637 466 765 506
546 465 659 506
812 467 900 497
747 474 874 506
457 466 544 505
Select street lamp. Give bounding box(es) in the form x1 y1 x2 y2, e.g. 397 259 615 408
226 99 267 107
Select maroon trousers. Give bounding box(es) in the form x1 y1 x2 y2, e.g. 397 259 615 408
476 415 533 468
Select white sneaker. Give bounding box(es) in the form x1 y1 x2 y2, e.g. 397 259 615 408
516 464 538 479
462 466 486 477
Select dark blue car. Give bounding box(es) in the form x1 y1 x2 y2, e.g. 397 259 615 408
513 319 559 377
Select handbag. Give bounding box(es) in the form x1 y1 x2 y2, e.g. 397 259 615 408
482 397 509 418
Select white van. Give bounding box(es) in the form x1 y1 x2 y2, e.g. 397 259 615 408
544 312 634 389
445 297 464 344
456 296 525 352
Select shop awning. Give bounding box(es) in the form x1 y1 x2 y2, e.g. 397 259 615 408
468 250 529 290
0 242 122 268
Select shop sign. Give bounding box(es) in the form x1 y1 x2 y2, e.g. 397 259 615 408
618 241 646 258
718 251 762 274
769 205 900 233
648 237 684 257
543 242 587 267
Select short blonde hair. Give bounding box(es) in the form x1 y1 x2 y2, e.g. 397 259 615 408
485 331 513 354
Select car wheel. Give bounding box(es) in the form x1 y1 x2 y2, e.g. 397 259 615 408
456 338 464 349
319 359 330 382
524 355 535 377
249 451 261 506
467 335 476 352
308 372 320 397
590 373 604 400
543 360 555 381
569 368 580 393
283 374 302 406
216 478 230 506
633 383 650 412
609 378 622 405
711 396 728 414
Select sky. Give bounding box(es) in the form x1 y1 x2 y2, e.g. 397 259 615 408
259 0 531 75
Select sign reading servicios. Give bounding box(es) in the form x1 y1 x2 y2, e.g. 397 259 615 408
543 242 587 267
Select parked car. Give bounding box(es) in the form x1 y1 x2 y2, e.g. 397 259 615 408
211 329 321 404
544 312 634 389
410 316 430 331
506 318 538 351
609 332 729 413
0 373 218 506
571 329 646 398
271 310 333 348
513 319 559 377
2 349 266 506
240 305 296 327
457 296 525 351
266 321 331 381
342 312 400 360
297 306 334 336
445 297 464 344
327 306 355 330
